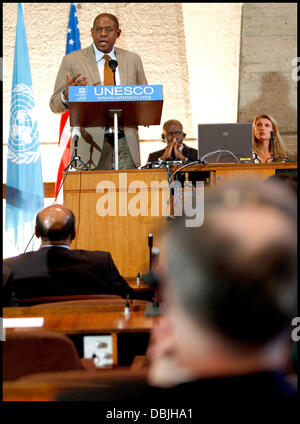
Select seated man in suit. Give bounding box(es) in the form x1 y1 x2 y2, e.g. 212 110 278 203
147 120 198 163
3 204 136 305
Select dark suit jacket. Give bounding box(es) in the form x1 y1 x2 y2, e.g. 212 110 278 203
2 265 17 306
147 143 198 163
3 247 134 304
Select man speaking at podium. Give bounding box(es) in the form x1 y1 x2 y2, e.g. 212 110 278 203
50 13 148 170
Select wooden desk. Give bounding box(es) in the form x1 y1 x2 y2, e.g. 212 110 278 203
3 309 158 335
175 162 297 186
4 299 149 315
3 304 160 366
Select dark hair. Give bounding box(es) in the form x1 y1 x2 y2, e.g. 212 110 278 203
36 209 76 241
93 13 119 29
265 173 297 195
164 179 297 348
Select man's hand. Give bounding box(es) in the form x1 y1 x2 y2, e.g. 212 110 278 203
159 141 186 162
159 141 175 161
174 142 187 161
63 72 88 100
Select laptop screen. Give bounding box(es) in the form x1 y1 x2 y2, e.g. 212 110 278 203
198 123 253 163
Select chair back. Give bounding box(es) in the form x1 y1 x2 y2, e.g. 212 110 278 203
3 330 84 381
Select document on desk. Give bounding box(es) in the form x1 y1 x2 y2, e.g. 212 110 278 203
3 317 44 328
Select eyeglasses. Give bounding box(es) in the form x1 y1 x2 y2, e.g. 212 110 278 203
166 131 183 137
94 26 115 34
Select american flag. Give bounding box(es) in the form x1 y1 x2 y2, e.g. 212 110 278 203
55 3 81 198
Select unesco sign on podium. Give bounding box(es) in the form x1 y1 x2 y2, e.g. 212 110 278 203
69 84 163 128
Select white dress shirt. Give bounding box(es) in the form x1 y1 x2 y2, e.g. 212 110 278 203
92 43 121 86
41 244 70 250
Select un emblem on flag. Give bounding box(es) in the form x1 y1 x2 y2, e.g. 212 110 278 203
8 83 41 164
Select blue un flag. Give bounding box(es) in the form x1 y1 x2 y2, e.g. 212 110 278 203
5 3 44 253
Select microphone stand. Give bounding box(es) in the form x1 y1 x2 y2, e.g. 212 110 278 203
144 246 162 317
69 135 89 170
165 163 175 221
108 59 121 170
148 233 153 272
108 109 122 170
24 132 87 253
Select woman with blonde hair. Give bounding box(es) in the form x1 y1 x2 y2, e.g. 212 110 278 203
252 114 288 163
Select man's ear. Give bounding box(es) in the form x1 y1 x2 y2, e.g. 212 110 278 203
34 226 41 239
71 228 76 241
161 133 166 142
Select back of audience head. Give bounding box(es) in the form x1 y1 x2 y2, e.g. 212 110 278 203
265 173 297 196
35 204 76 244
158 178 297 363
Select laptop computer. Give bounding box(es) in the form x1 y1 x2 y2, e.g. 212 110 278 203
198 123 253 163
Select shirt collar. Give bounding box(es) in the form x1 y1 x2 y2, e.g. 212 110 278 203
41 244 70 250
93 43 116 63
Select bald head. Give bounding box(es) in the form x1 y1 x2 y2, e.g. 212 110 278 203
35 204 76 245
162 119 186 145
163 120 183 133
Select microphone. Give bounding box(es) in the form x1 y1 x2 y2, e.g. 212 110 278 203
72 127 81 168
270 131 276 162
148 234 153 272
72 127 81 142
109 59 118 85
148 233 153 249
108 59 118 72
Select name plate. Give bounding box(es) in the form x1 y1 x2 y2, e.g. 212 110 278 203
69 84 163 102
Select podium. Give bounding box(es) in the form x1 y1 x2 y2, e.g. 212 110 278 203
69 85 163 169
